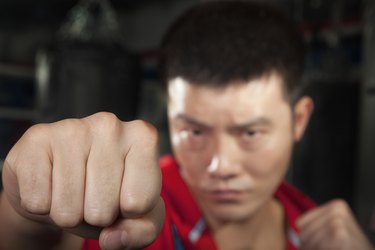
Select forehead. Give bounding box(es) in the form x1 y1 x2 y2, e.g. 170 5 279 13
167 74 290 125
168 74 285 104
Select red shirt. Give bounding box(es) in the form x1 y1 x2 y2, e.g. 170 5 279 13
82 155 315 250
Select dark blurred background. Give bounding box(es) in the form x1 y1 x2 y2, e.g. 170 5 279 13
0 0 374 243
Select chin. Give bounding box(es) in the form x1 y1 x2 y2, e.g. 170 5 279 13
208 203 256 223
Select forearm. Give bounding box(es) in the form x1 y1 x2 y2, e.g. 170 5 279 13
0 192 65 250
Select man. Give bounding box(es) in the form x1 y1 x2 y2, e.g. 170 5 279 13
0 1 373 250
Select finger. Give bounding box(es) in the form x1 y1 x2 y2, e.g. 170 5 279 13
299 200 352 249
300 218 334 250
49 119 88 228
4 125 53 216
298 206 325 229
298 199 348 227
99 197 165 250
299 207 332 247
84 114 124 227
301 216 348 250
119 120 161 218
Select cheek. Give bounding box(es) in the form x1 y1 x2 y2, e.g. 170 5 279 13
246 138 293 180
178 154 208 189
171 134 212 185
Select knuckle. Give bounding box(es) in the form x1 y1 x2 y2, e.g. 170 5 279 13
56 119 88 139
21 196 50 215
84 208 118 227
328 199 351 218
121 194 151 217
86 112 120 133
50 211 83 228
21 123 49 146
95 112 119 125
129 120 159 146
329 199 349 211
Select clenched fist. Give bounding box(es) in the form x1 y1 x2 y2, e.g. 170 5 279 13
298 199 374 250
1 112 165 250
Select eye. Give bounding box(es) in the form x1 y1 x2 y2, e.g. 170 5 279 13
242 130 257 137
179 127 207 150
179 127 205 141
240 129 262 143
190 128 203 137
235 127 268 149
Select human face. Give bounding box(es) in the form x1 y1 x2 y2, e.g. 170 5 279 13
167 73 309 225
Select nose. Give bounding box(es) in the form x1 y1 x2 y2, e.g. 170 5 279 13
207 137 241 180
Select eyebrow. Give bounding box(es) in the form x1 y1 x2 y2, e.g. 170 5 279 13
230 117 273 130
175 114 210 128
175 114 273 130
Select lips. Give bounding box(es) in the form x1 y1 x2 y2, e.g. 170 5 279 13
207 189 243 202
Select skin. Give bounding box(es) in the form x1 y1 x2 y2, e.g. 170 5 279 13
167 73 313 249
0 74 373 250
298 199 374 250
0 113 164 250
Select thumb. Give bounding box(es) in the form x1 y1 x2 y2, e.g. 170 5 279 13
99 198 165 250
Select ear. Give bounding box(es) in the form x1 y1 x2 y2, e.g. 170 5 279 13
293 96 314 142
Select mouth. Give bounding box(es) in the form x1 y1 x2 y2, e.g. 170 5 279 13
207 189 244 202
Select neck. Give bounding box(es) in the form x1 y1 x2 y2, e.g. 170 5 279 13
204 198 285 250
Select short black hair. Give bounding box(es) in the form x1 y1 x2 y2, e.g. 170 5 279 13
159 0 305 104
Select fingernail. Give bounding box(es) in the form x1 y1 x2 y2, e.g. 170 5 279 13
105 230 128 249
